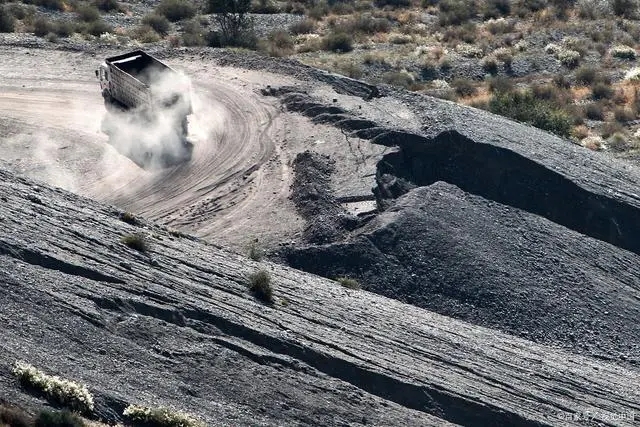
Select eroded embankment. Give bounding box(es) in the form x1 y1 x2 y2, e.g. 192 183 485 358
275 90 640 257
274 89 640 365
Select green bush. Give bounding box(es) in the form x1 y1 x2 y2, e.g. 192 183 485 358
248 270 274 303
0 5 15 32
121 233 148 252
35 410 85 427
132 24 161 42
76 4 101 22
322 31 353 52
336 277 361 289
85 19 111 35
156 0 196 22
482 56 499 74
489 89 573 137
1 404 32 427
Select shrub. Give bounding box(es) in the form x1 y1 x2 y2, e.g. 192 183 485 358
489 89 573 137
121 233 148 252
0 5 15 32
142 14 170 35
591 82 613 100
611 0 638 17
421 60 438 80
336 277 361 289
337 14 390 35
482 56 499 74
574 65 599 85
33 16 53 36
264 29 294 56
552 73 571 89
374 0 410 7
389 33 411 44
484 0 511 18
614 106 635 122
0 404 32 427
577 0 612 18
156 0 196 22
557 49 581 68
488 76 514 93
607 132 630 151
24 0 64 11
119 211 139 225
182 19 205 45
35 410 85 427
610 45 637 59
93 0 119 12
207 0 255 47
322 32 353 52
123 405 204 427
76 4 100 22
251 0 279 13
85 19 111 35
247 241 263 261
247 270 274 303
132 24 161 42
12 362 94 414
438 0 477 25
584 103 605 120
381 71 414 88
54 20 74 37
452 78 477 97
288 18 315 34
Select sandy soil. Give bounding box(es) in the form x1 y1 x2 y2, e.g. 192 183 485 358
0 46 385 249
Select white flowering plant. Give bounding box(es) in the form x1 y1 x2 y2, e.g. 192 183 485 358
12 362 94 414
123 404 205 427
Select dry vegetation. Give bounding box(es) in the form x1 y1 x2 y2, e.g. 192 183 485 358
3 0 640 150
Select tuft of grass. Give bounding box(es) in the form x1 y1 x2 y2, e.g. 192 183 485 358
336 277 361 290
288 18 315 35
247 241 264 261
123 405 204 427
119 211 139 225
452 78 477 97
0 404 32 427
121 233 148 252
35 410 86 427
12 362 94 415
247 270 274 303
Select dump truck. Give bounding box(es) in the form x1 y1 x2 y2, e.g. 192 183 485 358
95 50 193 167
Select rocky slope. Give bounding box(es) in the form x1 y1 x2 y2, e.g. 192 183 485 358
1 167 639 426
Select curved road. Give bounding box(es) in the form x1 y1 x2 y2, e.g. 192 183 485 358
0 47 302 246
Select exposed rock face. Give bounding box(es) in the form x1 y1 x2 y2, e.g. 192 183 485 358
276 90 640 368
2 168 639 426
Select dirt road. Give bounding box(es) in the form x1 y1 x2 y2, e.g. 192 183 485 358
0 47 315 248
